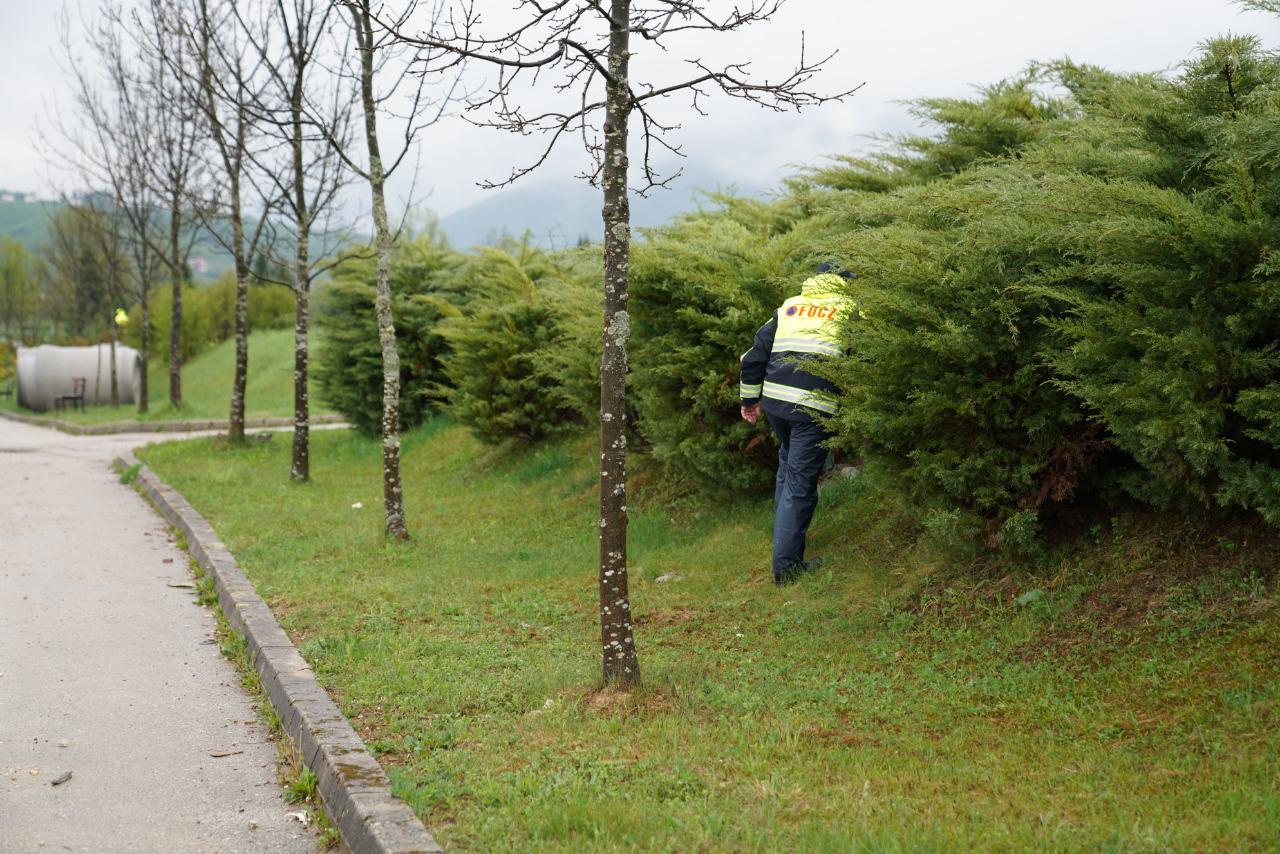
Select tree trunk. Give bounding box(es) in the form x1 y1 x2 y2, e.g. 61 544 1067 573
109 326 119 407
94 339 103 403
356 4 408 539
290 75 310 482
229 176 249 444
291 239 310 481
139 282 150 414
168 198 182 408
597 0 639 686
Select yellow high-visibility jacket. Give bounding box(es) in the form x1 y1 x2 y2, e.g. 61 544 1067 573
739 273 847 420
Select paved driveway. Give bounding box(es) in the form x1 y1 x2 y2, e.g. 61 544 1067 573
0 418 314 853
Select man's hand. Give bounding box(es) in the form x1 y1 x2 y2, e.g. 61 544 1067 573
740 403 760 424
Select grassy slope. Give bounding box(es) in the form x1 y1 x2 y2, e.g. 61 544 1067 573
140 425 1280 851
6 329 328 424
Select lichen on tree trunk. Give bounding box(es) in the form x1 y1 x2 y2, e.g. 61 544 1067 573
291 243 310 482
373 220 406 538
352 3 408 539
228 179 249 445
168 197 182 408
289 75 311 483
229 266 249 443
598 0 639 686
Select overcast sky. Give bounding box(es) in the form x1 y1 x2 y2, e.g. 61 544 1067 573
3 1 1278 217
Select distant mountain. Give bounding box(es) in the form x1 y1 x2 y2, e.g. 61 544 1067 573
437 171 767 250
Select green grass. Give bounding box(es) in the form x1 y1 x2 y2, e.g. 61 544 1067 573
139 424 1280 851
5 329 329 424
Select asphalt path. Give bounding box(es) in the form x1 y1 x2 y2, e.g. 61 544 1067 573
0 417 315 853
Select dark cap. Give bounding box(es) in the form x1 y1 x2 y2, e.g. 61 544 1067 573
817 261 856 280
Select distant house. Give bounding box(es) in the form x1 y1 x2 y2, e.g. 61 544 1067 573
189 256 211 276
0 193 16 203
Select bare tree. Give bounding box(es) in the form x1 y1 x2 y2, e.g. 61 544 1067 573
322 0 461 537
107 97 168 415
378 1 854 685
52 7 174 413
126 223 166 413
38 206 114 343
44 199 132 407
238 0 356 481
125 2 205 409
158 0 276 442
71 202 132 407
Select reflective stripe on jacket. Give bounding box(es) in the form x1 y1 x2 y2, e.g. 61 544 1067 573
739 273 846 420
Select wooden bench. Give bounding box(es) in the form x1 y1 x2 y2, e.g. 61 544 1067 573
54 377 87 413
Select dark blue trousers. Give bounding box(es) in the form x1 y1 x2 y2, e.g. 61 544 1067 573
767 412 831 579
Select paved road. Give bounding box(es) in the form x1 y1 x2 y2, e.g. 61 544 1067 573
0 418 314 853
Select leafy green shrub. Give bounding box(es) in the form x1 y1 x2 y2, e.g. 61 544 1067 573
0 339 14 381
122 275 296 362
247 282 296 331
315 233 462 436
816 36 1280 544
618 77 1066 498
121 280 227 362
629 196 828 492
817 172 1092 549
526 247 603 425
1035 37 1280 523
439 242 600 443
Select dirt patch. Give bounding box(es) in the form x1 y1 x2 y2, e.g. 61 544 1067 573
1076 571 1174 632
577 684 672 718
915 515 1278 614
1022 521 1280 662
894 514 1280 667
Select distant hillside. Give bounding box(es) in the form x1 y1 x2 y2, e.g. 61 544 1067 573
1 176 755 272
0 191 60 248
438 171 767 250
0 189 241 283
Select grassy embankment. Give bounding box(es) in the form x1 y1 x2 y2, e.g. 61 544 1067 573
139 424 1280 851
2 329 328 424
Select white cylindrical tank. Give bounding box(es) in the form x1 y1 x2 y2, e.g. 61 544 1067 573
16 346 37 409
15 344 144 412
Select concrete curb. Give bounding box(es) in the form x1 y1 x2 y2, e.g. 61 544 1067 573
113 451 442 854
0 409 343 435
